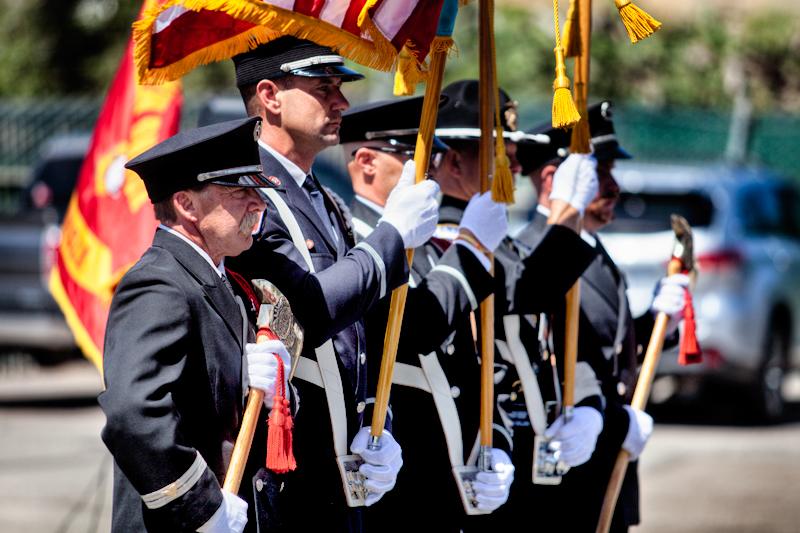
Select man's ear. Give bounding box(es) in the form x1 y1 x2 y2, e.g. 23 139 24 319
173 190 200 223
442 149 463 179
540 163 558 196
353 147 378 181
256 79 281 115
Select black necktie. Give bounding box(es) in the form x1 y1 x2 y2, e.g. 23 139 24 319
302 175 338 243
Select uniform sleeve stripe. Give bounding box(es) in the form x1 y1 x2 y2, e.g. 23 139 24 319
355 241 386 298
141 452 207 509
430 265 478 310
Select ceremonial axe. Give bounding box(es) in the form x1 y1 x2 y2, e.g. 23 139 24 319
595 214 696 533
223 279 304 494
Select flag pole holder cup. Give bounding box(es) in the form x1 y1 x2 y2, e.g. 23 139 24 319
532 435 570 485
337 455 368 507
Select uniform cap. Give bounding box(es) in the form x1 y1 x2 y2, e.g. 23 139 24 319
233 36 364 87
339 96 450 155
589 101 632 161
125 117 275 203
434 79 548 147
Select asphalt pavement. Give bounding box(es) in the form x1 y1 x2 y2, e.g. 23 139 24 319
0 357 798 532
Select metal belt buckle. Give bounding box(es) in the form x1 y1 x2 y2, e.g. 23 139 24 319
336 454 368 507
452 466 491 516
532 435 569 485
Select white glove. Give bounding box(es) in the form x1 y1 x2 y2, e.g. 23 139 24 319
473 448 515 512
245 339 291 409
196 490 248 533
458 191 508 252
622 405 653 461
650 273 690 335
544 406 603 467
349 427 403 506
380 160 440 249
549 153 599 215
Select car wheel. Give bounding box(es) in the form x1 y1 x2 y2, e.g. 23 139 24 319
753 324 789 422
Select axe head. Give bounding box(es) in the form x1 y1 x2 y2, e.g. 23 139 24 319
670 214 695 273
251 279 304 377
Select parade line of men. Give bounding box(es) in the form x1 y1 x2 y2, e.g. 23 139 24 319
99 37 689 533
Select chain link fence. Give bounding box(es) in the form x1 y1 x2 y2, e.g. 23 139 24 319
1 97 798 188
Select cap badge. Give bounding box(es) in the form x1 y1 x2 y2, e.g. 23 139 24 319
253 121 262 141
504 100 519 131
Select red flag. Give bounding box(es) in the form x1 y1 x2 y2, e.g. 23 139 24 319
132 0 445 87
49 1 182 371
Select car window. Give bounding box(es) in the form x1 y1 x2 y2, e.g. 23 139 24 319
737 183 783 236
604 192 714 233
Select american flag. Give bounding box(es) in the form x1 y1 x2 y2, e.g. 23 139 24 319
134 0 446 85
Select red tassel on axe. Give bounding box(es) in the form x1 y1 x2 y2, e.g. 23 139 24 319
678 286 701 365
263 331 296 473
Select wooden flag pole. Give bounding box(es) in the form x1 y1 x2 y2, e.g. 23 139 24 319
476 0 497 470
368 10 457 448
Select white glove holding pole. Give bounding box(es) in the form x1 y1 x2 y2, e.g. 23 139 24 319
245 339 291 409
549 153 599 216
349 427 403 506
622 405 654 461
196 490 248 533
650 273 690 335
458 191 509 253
544 406 603 467
473 448 515 512
380 160 440 249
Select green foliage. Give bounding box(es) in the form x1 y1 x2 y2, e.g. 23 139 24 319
0 0 798 116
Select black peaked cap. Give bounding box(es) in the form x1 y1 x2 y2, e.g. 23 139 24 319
233 36 364 87
125 116 275 203
339 95 449 152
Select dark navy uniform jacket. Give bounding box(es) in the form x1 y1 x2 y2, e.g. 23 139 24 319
513 209 672 532
350 198 507 533
227 147 409 532
100 229 266 532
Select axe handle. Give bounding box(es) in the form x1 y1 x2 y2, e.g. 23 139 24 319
223 328 277 494
596 258 682 533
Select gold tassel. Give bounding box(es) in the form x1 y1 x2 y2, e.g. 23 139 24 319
615 0 661 44
492 133 515 203
561 0 582 58
552 47 581 129
393 46 419 96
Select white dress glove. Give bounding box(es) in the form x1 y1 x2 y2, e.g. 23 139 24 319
622 405 654 461
544 406 603 467
650 273 690 335
349 427 404 506
245 339 291 409
379 160 440 249
549 153 599 216
196 490 248 533
458 191 509 252
473 448 515 512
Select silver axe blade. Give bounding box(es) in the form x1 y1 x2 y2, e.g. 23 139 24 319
250 279 304 380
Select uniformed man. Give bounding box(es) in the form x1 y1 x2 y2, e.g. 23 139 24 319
340 96 514 532
226 37 440 531
429 79 604 531
100 117 292 532
515 102 689 532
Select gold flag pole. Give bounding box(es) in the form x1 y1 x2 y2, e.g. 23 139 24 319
368 1 459 450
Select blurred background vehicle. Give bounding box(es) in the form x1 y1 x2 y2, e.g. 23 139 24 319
599 161 800 420
0 133 90 363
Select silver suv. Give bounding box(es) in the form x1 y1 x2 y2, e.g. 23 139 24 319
599 161 800 420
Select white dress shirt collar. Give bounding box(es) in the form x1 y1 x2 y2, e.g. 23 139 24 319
355 195 385 215
158 224 225 278
258 139 308 189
